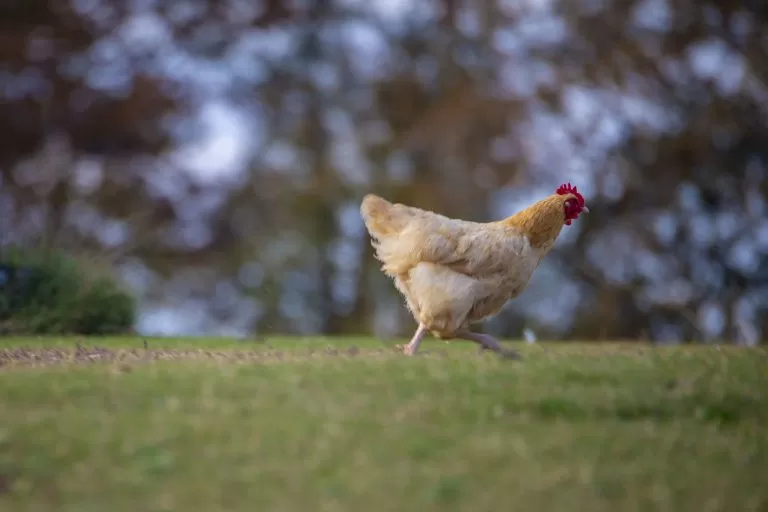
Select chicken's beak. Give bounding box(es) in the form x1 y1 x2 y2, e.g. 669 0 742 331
582 206 590 214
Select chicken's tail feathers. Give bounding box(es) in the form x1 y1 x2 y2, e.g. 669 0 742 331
360 194 411 239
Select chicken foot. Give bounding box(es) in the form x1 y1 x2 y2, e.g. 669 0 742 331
403 323 428 355
403 324 520 360
456 330 521 360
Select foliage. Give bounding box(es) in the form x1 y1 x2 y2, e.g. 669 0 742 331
0 248 135 335
0 1 766 340
0 338 766 511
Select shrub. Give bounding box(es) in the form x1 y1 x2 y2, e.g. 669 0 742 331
0 247 136 335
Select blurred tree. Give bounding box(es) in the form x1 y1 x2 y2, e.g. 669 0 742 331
548 0 768 343
0 0 765 342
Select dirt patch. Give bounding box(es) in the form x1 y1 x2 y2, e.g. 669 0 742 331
0 473 13 494
0 344 420 369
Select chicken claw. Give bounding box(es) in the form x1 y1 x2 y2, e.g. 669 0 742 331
403 323 428 356
460 331 522 360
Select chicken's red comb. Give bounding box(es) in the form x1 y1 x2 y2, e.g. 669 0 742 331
556 182 585 206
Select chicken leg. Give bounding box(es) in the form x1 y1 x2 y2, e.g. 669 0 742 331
403 323 428 355
456 330 521 360
403 325 520 359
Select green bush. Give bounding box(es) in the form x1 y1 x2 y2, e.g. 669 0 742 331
0 247 136 335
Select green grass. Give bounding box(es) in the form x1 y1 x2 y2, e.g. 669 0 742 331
0 337 766 512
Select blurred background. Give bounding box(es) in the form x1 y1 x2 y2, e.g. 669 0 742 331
0 0 766 344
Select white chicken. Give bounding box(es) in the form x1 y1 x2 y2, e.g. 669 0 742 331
360 183 589 358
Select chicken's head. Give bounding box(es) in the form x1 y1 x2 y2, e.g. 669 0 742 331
556 182 589 226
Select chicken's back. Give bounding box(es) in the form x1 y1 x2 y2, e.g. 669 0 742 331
360 194 434 239
361 194 483 277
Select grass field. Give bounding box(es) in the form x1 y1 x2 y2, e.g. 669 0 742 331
0 336 766 512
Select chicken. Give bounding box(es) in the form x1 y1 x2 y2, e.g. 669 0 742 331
360 183 589 358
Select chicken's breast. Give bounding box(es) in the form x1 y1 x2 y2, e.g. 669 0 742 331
389 223 544 337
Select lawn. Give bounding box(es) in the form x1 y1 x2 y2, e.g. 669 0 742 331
0 337 766 512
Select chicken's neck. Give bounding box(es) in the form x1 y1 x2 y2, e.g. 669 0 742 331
498 196 565 250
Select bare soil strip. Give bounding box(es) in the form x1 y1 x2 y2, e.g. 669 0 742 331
0 345 417 368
